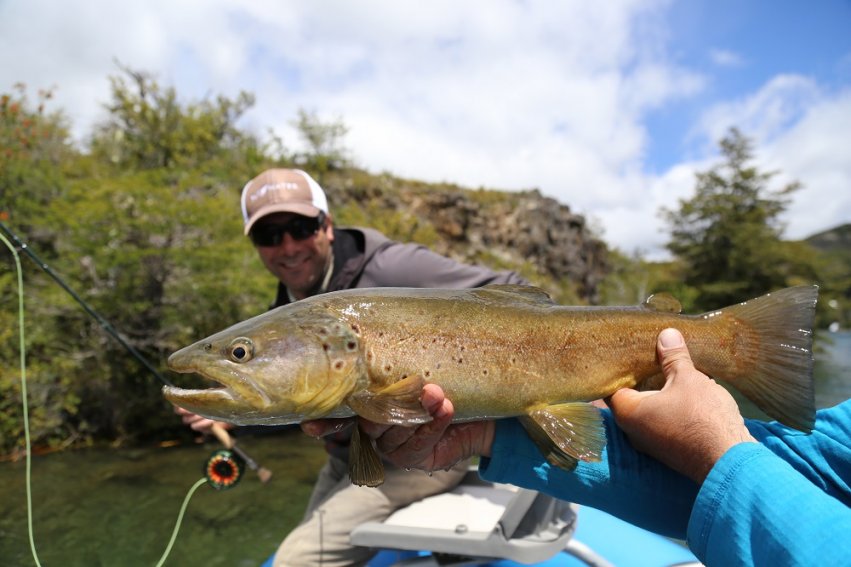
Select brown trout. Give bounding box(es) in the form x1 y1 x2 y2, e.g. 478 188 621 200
164 284 818 486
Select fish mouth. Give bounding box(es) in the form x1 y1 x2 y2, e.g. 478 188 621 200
164 355 271 415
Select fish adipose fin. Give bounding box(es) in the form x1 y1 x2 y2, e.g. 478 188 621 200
349 425 384 487
347 375 432 425
520 402 606 471
643 292 682 314
720 285 818 432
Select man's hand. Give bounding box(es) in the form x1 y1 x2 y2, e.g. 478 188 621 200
609 328 757 483
302 384 496 472
174 406 232 434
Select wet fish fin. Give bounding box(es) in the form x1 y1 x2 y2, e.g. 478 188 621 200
520 402 606 471
642 293 682 313
519 415 579 471
349 424 385 487
718 285 818 432
347 375 432 425
476 284 556 305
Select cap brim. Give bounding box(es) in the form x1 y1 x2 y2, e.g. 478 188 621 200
244 203 322 235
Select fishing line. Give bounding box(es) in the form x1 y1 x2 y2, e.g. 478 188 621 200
1 231 40 566
0 221 271 482
1 231 213 567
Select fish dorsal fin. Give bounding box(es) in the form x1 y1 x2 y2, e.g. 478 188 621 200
643 292 682 314
475 284 555 306
349 424 385 487
521 402 606 471
347 375 432 425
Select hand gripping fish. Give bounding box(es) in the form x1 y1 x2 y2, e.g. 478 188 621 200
164 284 818 486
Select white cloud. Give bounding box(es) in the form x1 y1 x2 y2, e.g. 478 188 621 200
1 0 848 260
765 89 851 240
709 48 745 68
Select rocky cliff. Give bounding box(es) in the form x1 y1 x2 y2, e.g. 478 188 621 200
321 170 610 304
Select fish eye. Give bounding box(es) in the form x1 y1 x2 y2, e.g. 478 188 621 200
228 338 255 363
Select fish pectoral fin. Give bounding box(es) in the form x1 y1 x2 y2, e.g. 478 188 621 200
521 402 606 471
347 375 432 425
349 424 385 487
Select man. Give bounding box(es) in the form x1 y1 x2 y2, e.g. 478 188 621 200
345 328 851 566
179 168 528 567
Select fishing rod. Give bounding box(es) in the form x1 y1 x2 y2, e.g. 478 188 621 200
0 220 271 483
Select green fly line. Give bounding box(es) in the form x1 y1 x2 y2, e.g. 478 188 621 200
1 231 207 567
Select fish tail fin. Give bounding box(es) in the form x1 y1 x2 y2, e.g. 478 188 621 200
719 285 818 431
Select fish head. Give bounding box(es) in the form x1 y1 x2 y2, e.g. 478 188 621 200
163 303 365 425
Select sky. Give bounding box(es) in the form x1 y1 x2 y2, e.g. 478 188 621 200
2 0 850 259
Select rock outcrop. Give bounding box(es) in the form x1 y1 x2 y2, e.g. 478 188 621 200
323 171 609 303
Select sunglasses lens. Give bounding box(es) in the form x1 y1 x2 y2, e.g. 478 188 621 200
288 217 319 240
250 227 281 247
250 216 321 246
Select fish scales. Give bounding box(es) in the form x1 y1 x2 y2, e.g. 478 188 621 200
164 284 818 486
321 290 745 419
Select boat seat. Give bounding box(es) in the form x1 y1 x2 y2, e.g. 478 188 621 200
351 469 577 565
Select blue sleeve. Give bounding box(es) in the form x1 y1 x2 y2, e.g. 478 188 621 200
479 410 699 539
688 401 851 566
480 400 851 555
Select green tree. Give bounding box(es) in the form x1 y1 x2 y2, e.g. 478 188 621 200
89 64 260 173
291 108 350 175
661 128 802 310
0 84 73 225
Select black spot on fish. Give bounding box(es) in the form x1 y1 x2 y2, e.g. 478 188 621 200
322 343 330 351
334 361 345 371
347 341 357 351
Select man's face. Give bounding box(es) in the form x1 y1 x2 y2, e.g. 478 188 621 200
250 212 334 299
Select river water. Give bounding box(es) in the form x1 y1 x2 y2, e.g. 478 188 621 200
1 332 849 567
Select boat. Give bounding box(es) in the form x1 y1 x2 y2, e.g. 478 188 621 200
261 469 701 566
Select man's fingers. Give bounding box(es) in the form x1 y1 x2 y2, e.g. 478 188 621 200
656 328 695 378
301 418 355 438
609 388 657 422
376 388 454 456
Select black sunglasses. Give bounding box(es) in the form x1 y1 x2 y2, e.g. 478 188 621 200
250 213 325 247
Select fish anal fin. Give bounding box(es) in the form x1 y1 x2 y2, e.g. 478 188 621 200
519 415 580 471
349 425 384 487
521 402 606 471
347 375 431 425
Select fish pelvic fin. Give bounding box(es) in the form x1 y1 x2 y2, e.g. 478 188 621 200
349 424 385 487
347 375 432 425
718 285 818 432
520 402 606 472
